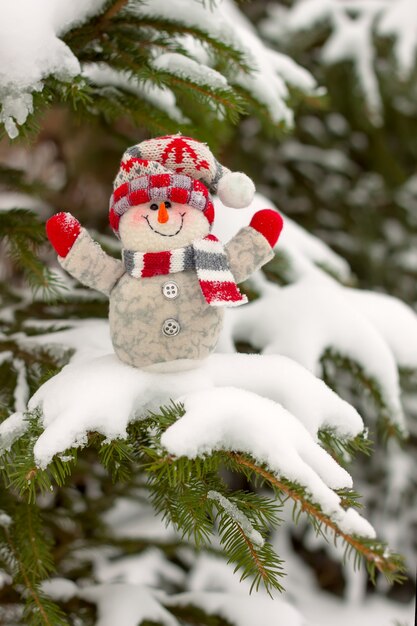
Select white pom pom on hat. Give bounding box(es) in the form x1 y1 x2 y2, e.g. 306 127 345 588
217 171 255 209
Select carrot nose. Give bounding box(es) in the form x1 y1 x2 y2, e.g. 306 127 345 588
158 202 169 224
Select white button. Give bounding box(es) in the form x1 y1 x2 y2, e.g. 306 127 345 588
162 318 181 337
162 281 179 299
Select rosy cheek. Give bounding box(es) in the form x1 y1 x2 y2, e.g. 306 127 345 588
182 211 196 223
128 209 146 224
173 207 188 218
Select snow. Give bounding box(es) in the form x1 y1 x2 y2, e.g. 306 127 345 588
321 9 382 125
133 0 317 127
0 411 27 451
0 0 317 137
82 64 188 124
12 358 29 413
189 553 246 594
152 53 228 90
268 50 320 95
162 387 375 539
205 354 363 440
271 518 415 626
265 0 417 124
103 497 179 542
187 544 415 626
207 491 264 549
0 512 12 528
81 584 179 626
165 591 306 626
0 0 106 137
284 0 335 31
22 318 113 364
0 341 372 539
45 580 179 626
5 350 363 466
42 578 78 602
42 575 308 626
93 548 185 588
227 273 405 431
377 0 417 78
305 594 414 626
347 289 417 370
279 141 357 176
0 192 48 213
213 193 351 280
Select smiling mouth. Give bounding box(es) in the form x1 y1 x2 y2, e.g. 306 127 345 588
144 214 185 237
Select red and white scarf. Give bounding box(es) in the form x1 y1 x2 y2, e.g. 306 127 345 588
122 234 247 307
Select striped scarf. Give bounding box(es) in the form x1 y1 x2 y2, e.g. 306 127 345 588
122 234 247 307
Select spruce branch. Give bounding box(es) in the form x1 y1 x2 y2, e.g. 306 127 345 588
318 428 372 466
0 165 47 196
113 15 251 73
0 515 68 626
1 401 406 596
321 348 406 441
98 0 130 25
0 209 65 299
227 452 405 584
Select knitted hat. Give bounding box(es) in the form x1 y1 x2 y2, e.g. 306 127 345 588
109 134 255 234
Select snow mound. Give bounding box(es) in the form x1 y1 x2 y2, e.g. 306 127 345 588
103 497 179 542
165 591 306 626
94 548 185 588
48 581 179 626
43 579 306 626
0 348 371 537
0 0 317 137
228 273 406 430
206 354 363 439
346 289 417 370
0 351 363 468
0 0 106 137
162 387 374 538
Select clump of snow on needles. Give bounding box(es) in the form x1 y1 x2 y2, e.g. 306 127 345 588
152 53 228 90
0 351 363 465
207 491 264 548
82 64 188 124
0 0 106 137
162 387 374 539
0 348 374 539
133 0 318 126
1 0 317 137
265 0 417 124
228 273 406 430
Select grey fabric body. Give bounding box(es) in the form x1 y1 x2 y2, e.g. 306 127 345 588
59 226 273 369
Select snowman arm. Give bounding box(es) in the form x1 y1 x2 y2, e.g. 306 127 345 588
225 226 275 284
58 227 124 296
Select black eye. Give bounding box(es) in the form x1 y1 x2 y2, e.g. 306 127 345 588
165 201 172 209
150 203 158 211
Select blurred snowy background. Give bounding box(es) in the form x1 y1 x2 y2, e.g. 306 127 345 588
0 1 416 625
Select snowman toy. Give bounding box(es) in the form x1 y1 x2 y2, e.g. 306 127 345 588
46 135 283 372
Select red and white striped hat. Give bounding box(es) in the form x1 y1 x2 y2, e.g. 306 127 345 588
109 134 255 234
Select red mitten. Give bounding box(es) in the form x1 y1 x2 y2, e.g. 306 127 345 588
46 212 81 258
250 209 283 248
